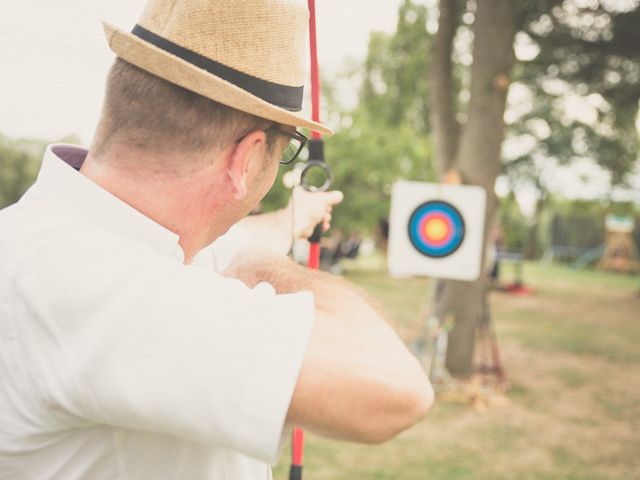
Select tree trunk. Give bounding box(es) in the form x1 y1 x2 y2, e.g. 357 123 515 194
429 0 461 174
431 0 516 377
525 183 547 260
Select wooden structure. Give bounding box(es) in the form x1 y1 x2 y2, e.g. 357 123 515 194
597 215 640 273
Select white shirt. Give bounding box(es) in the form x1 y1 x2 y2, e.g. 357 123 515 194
0 145 314 480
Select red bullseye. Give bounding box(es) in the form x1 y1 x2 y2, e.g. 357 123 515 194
418 213 454 248
424 217 447 240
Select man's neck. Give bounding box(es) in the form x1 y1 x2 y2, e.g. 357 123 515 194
80 147 234 263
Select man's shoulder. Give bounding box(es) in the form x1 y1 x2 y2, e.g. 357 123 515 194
3 190 79 238
0 194 74 256
0 194 155 277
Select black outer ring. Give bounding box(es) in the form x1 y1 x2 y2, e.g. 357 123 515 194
407 200 466 259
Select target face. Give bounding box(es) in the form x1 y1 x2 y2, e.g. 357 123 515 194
388 180 486 281
408 201 465 258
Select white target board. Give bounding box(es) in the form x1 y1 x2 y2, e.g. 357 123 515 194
388 180 486 281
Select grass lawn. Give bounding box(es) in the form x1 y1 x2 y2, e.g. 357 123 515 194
273 261 640 479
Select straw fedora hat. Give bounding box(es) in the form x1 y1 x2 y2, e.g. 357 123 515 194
103 0 332 135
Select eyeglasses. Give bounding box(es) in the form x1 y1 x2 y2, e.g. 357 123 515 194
265 126 308 165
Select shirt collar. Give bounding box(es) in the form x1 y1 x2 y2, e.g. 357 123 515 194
32 144 183 259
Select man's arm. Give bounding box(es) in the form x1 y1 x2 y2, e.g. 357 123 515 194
224 246 434 443
236 188 343 255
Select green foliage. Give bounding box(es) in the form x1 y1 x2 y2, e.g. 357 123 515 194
497 194 531 251
0 134 48 209
323 0 437 232
263 0 435 234
263 0 640 242
509 0 640 187
324 111 435 233
262 113 436 234
360 0 431 132
259 167 290 212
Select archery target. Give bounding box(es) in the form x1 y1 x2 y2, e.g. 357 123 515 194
388 181 486 281
408 201 465 258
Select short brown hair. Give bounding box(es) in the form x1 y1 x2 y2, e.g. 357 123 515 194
92 58 273 158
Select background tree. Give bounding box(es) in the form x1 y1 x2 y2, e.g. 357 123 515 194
430 0 517 377
506 0 640 257
429 0 640 377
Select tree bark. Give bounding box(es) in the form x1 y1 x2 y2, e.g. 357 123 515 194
431 0 517 377
429 0 461 175
525 180 547 260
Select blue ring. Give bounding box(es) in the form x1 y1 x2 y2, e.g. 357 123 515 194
407 201 465 258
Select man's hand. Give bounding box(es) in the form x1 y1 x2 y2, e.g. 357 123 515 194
291 187 343 239
236 188 343 254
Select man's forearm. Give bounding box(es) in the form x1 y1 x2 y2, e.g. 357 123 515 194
226 248 433 443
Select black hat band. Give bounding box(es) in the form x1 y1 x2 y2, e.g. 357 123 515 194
131 24 304 112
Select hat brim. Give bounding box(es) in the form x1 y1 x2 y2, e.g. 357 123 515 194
102 22 333 136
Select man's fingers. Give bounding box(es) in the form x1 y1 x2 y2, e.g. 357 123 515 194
323 190 344 206
321 212 332 232
291 188 342 239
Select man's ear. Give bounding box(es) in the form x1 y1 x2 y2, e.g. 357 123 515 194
226 129 267 200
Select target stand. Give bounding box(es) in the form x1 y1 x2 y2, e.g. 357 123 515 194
388 181 486 281
389 181 506 391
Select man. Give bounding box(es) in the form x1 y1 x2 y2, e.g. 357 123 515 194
0 1 433 479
